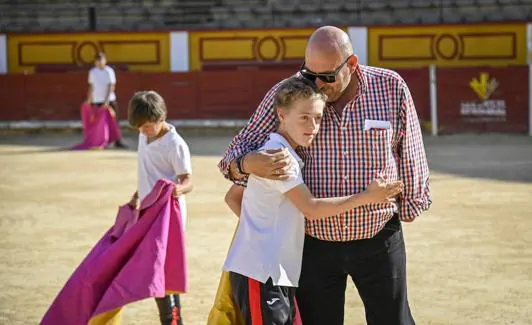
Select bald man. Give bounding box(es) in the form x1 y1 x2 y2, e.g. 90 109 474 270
218 26 431 325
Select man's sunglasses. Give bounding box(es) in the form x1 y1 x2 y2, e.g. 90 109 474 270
299 56 351 83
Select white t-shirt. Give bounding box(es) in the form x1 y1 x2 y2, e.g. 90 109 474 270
223 132 305 287
137 124 192 228
88 66 116 103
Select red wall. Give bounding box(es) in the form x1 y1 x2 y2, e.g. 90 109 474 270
398 67 430 122
0 68 430 122
3 67 528 135
0 70 297 121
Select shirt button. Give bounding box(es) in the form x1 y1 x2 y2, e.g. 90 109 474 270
343 176 348 181
343 151 348 156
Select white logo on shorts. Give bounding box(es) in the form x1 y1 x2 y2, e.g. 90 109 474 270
266 298 280 306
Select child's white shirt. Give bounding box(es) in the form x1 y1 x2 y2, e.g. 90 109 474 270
223 132 305 287
88 66 116 103
137 124 192 228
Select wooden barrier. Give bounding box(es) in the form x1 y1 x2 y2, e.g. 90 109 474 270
0 68 430 123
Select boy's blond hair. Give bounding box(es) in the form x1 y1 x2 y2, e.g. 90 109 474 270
273 77 327 109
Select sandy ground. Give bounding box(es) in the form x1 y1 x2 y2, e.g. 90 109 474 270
0 131 531 325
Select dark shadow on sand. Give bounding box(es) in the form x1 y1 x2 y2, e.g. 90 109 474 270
424 134 532 184
0 147 72 156
0 128 237 157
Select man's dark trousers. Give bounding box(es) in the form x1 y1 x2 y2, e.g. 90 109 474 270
296 216 415 325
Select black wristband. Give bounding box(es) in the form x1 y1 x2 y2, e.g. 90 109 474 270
236 155 248 175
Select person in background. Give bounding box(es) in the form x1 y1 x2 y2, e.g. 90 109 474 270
86 52 127 149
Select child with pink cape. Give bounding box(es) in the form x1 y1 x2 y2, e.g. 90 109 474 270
72 103 122 150
40 179 187 325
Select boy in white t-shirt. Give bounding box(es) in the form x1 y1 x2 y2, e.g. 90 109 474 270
223 77 403 324
127 90 193 325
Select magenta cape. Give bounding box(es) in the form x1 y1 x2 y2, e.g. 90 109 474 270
73 103 122 150
41 179 187 325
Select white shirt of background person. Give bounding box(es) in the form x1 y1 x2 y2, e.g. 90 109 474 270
88 65 116 103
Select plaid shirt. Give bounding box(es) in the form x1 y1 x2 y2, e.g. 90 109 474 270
218 65 431 242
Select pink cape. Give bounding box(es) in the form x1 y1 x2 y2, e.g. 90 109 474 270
72 103 122 150
41 179 187 325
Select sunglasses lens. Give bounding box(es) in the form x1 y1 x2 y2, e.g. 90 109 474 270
301 71 316 81
319 75 336 83
301 66 337 83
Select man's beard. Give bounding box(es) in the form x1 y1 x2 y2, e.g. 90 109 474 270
323 87 340 102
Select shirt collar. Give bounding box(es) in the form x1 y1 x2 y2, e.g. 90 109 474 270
354 64 368 97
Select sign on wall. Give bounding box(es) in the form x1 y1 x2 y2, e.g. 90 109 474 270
438 66 529 133
460 72 506 122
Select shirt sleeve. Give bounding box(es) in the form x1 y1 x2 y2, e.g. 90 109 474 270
88 69 94 84
396 81 432 222
217 80 285 185
108 67 116 84
269 159 304 193
168 135 192 176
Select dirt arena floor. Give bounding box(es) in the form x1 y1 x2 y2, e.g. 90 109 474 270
0 130 531 325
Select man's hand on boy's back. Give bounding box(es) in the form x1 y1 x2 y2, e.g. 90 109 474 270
242 148 292 180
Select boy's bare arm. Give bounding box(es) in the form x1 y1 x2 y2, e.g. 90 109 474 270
104 84 115 106
224 184 245 217
86 84 93 104
174 174 193 197
284 180 403 220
